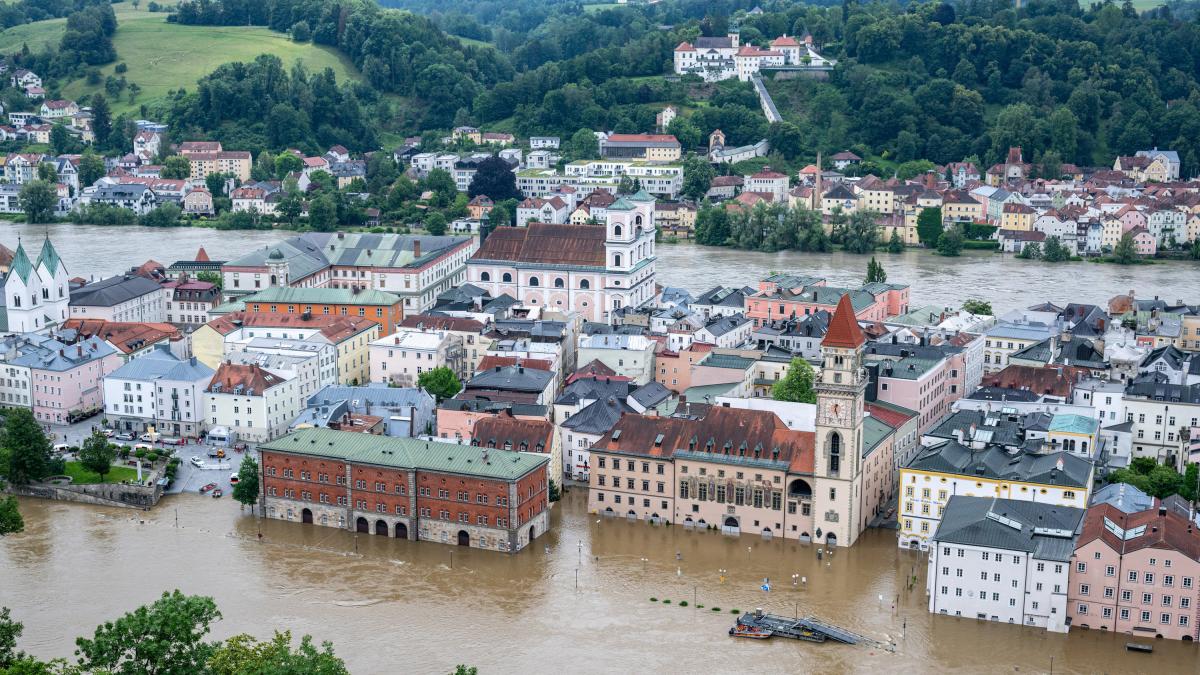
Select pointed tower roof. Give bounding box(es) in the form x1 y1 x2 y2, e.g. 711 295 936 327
36 235 62 275
9 241 34 282
195 246 210 262
822 294 865 349
608 197 635 211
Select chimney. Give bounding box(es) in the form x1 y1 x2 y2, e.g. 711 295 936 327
413 240 421 258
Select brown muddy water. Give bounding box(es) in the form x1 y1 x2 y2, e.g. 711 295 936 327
2 490 1198 674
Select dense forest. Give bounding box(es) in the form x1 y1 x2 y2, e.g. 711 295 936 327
7 0 1200 176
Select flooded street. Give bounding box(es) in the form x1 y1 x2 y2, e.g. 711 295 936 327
3 221 1199 315
3 491 1198 674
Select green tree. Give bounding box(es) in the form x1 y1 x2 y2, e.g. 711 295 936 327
417 367 461 401
773 358 817 404
205 172 229 198
422 169 457 208
962 299 993 315
161 155 192 180
78 151 106 189
232 455 259 508
90 93 112 149
666 117 701 152
75 590 220 675
467 156 520 202
887 230 904 253
276 190 303 225
2 409 52 485
208 631 347 675
566 128 598 161
937 224 964 256
865 256 886 284
694 205 730 246
681 155 715 201
1112 232 1138 264
19 181 57 224
1 606 25 667
486 203 510 229
36 163 57 183
1189 239 1200 261
307 194 336 232
916 207 943 247
49 124 80 155
452 667 478 675
0 497 23 538
274 152 304 179
1042 236 1071 262
196 271 222 291
1016 242 1042 260
78 432 115 483
424 212 447 236
140 203 182 228
840 211 879 254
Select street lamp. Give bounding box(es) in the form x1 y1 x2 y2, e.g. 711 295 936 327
718 568 727 584
640 557 649 572
449 550 454 569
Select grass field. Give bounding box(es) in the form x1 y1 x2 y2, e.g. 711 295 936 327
1131 0 1165 10
63 461 140 485
0 3 358 114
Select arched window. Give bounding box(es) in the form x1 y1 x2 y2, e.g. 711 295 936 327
529 277 540 287
580 279 590 290
480 272 491 282
828 432 841 475
554 277 565 288
613 225 622 237
502 272 512 283
635 214 643 227
613 253 622 267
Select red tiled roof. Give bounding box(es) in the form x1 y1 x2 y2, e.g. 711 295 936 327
206 363 284 394
473 223 606 267
822 294 865 349
1078 503 1200 561
981 365 1089 398
470 415 554 452
195 247 210 262
399 314 485 333
477 356 553 373
770 35 800 46
865 402 916 428
605 133 680 145
59 319 181 354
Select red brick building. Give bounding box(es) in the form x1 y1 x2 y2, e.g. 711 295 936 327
259 428 549 552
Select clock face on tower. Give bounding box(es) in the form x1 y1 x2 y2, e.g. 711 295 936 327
820 399 850 427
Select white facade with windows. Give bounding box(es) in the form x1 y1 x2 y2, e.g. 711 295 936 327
927 497 1085 633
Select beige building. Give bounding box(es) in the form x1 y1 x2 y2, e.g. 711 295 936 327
182 141 252 181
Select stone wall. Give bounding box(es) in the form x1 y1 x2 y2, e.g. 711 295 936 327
8 480 162 509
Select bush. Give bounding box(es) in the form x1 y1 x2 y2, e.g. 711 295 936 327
114 63 128 74
146 452 158 462
133 449 147 459
662 599 671 604
711 607 721 612
679 601 688 607
730 609 741 614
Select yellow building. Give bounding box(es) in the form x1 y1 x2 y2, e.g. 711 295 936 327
942 190 984 223
188 151 253 181
1000 202 1035 231
898 441 1094 550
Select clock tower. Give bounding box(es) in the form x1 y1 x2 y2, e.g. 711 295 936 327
812 293 867 548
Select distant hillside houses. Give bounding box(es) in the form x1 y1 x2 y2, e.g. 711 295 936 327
673 33 835 82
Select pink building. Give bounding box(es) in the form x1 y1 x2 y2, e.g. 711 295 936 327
435 399 549 444
745 273 909 327
1067 503 1200 640
874 353 962 434
1129 227 1157 256
18 335 123 425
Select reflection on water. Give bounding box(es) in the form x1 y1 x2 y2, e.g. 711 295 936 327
3 491 1198 674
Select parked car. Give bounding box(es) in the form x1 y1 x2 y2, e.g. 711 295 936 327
138 433 158 443
199 482 217 493
211 488 223 498
115 432 135 441
229 473 239 485
102 429 115 438
52 443 70 455
160 437 184 446
233 442 248 452
207 449 226 459
133 443 154 453
189 456 205 468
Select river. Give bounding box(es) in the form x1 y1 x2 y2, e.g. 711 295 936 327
2 491 1197 674
2 222 1198 315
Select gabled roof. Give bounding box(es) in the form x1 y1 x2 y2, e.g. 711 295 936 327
206 362 285 394
821 294 865 349
471 223 606 267
934 496 1084 561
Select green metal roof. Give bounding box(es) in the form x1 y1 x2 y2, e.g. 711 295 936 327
242 286 401 306
882 356 940 380
8 243 33 282
36 236 62 275
608 197 635 211
700 353 755 370
260 428 548 480
1048 414 1099 435
628 189 655 202
681 382 739 402
862 415 893 458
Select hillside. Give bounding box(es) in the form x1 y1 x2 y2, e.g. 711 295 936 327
0 3 358 114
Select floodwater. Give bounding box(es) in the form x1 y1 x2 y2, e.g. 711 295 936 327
2 491 1198 674
3 221 1198 315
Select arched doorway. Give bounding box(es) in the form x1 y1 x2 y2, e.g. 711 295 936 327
375 520 388 536
528 523 537 541
825 532 838 547
721 516 740 536
301 508 313 524
355 517 368 533
457 530 470 546
395 522 408 539
724 516 739 528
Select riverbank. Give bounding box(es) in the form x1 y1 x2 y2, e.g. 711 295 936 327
3 491 1198 673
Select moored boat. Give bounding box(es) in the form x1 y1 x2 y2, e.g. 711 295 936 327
729 624 772 640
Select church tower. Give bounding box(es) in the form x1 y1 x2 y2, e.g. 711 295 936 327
812 293 867 548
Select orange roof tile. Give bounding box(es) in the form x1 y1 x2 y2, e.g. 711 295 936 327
821 294 865 349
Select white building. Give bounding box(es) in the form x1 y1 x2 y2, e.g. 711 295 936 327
576 333 657 385
226 337 336 403
103 343 215 437
69 274 168 323
368 329 455 387
927 496 1085 632
204 362 302 443
1 236 69 333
